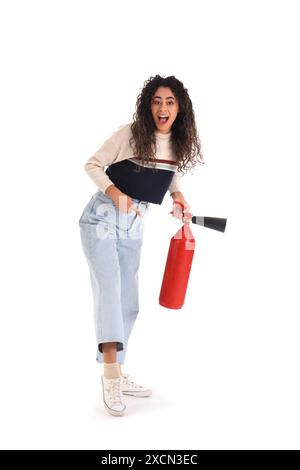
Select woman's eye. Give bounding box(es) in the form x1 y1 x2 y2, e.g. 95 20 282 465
154 101 174 105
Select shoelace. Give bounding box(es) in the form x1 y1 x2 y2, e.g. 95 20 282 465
122 373 143 390
106 378 123 405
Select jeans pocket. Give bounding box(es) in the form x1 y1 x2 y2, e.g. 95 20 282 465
127 211 139 232
78 195 95 225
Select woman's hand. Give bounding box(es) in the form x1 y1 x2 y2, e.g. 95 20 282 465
105 184 141 216
170 191 192 223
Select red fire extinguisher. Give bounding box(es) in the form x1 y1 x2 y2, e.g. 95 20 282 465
159 201 195 309
159 200 227 309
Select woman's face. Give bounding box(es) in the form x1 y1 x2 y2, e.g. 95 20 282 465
151 86 180 134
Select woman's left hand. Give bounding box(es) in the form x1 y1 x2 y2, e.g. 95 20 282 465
170 192 193 223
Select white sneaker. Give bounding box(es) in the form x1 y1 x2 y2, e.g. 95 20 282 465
101 375 126 416
121 373 152 397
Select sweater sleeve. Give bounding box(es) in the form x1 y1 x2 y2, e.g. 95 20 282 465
84 128 123 194
168 170 182 195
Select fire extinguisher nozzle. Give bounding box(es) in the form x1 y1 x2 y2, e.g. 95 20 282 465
191 216 227 232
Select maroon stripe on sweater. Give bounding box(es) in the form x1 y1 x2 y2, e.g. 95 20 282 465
132 156 177 166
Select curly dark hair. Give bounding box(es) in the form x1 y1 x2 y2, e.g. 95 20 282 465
129 74 204 175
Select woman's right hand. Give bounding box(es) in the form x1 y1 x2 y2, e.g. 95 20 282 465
105 184 141 216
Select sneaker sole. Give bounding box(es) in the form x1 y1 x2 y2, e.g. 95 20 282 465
122 390 152 398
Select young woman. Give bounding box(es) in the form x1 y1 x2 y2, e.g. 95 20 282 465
78 74 204 416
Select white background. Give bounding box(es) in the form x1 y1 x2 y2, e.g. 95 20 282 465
0 0 299 450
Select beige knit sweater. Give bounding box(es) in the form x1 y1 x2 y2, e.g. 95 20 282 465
84 123 182 195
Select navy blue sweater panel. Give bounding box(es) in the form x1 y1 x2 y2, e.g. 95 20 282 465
105 160 174 204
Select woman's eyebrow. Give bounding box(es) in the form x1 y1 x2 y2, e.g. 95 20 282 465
153 96 175 100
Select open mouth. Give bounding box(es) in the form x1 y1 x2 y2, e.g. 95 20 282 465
158 116 169 124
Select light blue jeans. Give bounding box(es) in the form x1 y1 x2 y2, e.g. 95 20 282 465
78 190 150 365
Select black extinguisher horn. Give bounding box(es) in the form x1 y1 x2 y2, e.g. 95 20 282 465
191 216 227 233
